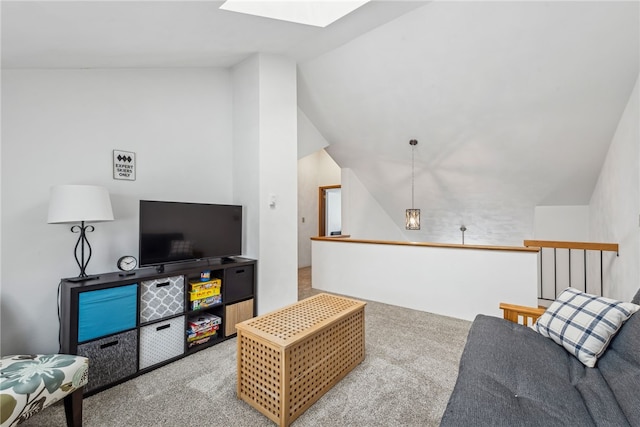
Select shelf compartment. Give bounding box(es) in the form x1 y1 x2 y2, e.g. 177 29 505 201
139 315 185 370
224 265 254 303
187 312 221 344
225 298 254 337
140 275 185 323
77 329 138 393
188 278 222 310
78 284 138 342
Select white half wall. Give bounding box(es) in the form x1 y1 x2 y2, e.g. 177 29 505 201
589 74 640 301
312 240 538 321
1 68 234 355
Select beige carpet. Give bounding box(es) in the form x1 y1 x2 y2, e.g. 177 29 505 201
21 268 471 426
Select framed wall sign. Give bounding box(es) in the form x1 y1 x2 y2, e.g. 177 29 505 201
113 150 136 181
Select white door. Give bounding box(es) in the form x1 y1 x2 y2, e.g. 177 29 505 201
325 188 341 236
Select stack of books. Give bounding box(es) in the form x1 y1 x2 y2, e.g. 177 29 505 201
189 278 222 310
187 313 222 348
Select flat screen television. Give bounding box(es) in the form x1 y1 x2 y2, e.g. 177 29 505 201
139 200 242 267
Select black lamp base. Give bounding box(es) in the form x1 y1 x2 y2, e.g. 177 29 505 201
71 221 94 278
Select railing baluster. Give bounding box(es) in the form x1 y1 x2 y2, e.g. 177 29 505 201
554 248 557 299
600 250 604 297
539 249 543 300
584 250 587 294
568 248 572 288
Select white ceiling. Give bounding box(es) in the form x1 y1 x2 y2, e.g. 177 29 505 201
3 1 639 244
1 1 423 68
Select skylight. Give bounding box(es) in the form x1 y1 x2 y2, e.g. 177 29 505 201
219 0 371 28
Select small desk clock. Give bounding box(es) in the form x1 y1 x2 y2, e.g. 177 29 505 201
117 255 138 272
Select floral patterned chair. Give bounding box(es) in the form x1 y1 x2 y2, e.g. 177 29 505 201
0 354 88 427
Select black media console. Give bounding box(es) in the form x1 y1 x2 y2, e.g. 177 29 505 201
59 257 256 395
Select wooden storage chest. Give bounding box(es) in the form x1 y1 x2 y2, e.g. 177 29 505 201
236 293 366 427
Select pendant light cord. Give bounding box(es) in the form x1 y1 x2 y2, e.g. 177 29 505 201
406 139 420 230
411 143 415 209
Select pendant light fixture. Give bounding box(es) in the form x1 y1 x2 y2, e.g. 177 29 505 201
405 139 420 230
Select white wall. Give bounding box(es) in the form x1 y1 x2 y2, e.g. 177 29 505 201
589 74 640 301
1 68 234 354
296 105 337 268
534 206 589 241
342 168 405 241
312 239 538 321
297 107 329 159
297 149 341 267
258 54 299 313
232 54 298 314
232 56 261 265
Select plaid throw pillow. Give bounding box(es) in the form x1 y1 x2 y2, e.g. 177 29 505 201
533 288 640 367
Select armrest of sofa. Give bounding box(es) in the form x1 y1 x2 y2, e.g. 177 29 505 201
499 303 546 326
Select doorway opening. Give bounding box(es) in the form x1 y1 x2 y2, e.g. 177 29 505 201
318 185 341 236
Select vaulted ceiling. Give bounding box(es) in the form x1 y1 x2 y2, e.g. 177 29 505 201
298 1 640 243
3 1 639 245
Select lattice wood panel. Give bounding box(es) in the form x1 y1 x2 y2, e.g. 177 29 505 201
236 293 366 427
237 334 282 423
287 309 364 420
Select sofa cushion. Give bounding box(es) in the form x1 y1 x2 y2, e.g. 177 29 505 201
533 288 640 367
440 315 630 426
597 312 640 424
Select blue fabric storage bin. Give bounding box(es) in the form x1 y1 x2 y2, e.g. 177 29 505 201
78 284 138 342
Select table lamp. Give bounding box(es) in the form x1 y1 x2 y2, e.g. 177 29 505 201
48 185 114 279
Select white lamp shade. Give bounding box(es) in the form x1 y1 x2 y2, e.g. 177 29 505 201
47 185 114 224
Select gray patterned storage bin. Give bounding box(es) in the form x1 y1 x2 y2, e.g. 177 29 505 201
139 316 185 370
140 275 185 323
77 329 138 392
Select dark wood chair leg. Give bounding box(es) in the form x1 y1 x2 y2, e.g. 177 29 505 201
63 387 84 427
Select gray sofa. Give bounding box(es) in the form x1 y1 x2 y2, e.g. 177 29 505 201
441 291 640 426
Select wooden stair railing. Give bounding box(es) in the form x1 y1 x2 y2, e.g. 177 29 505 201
524 240 618 253
523 240 619 302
